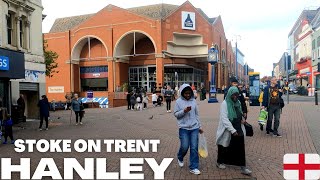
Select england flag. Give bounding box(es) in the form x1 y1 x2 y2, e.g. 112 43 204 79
283 154 320 180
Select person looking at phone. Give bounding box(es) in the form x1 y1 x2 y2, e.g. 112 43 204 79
174 84 203 175
216 86 252 175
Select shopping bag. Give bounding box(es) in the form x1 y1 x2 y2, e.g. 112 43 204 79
198 133 208 158
258 109 268 125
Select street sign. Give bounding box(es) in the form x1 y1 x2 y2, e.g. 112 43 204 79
306 72 311 75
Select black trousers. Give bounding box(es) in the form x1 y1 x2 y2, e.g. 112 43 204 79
4 126 13 142
166 100 171 111
127 101 131 109
75 111 83 123
217 135 246 167
39 115 49 129
143 103 147 108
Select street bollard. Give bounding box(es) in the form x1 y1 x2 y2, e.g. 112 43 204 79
315 89 318 105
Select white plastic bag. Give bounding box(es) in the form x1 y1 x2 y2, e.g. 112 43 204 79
198 133 208 158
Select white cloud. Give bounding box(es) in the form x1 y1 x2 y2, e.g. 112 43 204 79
42 0 320 76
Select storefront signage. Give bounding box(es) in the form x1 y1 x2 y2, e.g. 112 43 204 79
0 56 9 71
165 68 193 74
182 11 195 30
0 48 25 78
48 86 65 93
300 68 310 74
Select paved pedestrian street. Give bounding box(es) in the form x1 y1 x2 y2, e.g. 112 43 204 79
0 95 319 180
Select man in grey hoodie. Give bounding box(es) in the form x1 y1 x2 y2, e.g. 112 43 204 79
174 84 204 175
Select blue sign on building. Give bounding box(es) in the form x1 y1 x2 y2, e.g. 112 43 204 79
0 56 9 71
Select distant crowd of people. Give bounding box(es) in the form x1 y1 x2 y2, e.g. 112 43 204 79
126 84 207 113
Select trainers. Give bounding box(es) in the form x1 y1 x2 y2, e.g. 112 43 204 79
80 122 83 125
46 128 49 131
2 141 7 144
190 169 201 175
11 140 15 144
266 131 270 135
76 123 78 125
241 167 252 175
169 110 172 113
273 133 282 138
216 163 226 169
39 128 42 131
178 159 184 167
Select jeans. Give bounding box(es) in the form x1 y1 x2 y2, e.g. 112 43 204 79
267 105 281 134
177 128 199 170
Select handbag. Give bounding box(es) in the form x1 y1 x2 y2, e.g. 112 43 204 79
4 118 13 126
244 122 253 137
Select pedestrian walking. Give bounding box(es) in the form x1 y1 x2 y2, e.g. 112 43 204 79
143 93 149 109
38 95 50 130
200 86 206 101
136 93 143 111
216 86 252 175
262 77 283 137
193 88 198 100
71 94 84 125
174 84 203 175
224 77 248 120
1 108 14 144
127 92 132 110
130 93 136 110
152 92 158 107
164 86 173 112
17 94 25 120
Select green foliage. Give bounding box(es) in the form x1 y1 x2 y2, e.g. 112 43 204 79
43 39 59 77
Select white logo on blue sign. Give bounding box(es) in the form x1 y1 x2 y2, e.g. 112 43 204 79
0 56 9 71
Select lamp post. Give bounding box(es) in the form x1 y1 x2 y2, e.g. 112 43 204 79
208 45 219 103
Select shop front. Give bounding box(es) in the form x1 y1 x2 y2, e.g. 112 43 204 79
296 58 312 87
0 48 25 111
128 66 206 92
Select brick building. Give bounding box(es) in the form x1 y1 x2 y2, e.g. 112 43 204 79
44 1 236 107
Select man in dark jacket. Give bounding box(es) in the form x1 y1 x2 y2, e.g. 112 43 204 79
38 95 50 131
224 77 248 119
262 77 283 137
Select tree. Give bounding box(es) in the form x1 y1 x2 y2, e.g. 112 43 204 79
43 39 59 77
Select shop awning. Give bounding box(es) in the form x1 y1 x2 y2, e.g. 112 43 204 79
81 97 108 108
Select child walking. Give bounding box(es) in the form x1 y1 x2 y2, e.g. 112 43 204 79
1 108 14 144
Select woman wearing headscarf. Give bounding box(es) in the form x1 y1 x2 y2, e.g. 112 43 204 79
216 86 252 175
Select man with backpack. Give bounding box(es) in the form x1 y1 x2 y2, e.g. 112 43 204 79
262 77 284 137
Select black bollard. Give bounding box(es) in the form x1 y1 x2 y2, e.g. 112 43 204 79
315 89 318 105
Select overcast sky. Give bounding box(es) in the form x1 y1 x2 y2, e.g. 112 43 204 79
42 0 320 77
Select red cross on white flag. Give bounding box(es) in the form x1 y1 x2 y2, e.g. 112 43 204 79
283 154 320 180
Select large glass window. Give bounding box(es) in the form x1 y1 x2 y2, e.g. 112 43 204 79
129 67 149 91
